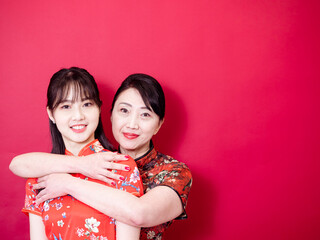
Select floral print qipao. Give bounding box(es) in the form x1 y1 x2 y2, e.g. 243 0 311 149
22 139 143 240
135 143 192 240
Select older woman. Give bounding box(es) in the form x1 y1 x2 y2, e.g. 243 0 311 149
10 73 192 239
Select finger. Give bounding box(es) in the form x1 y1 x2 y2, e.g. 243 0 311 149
101 170 125 181
33 183 46 190
105 162 130 172
36 189 46 200
35 194 47 205
35 190 47 205
37 175 47 182
102 152 130 161
113 154 130 161
96 175 116 186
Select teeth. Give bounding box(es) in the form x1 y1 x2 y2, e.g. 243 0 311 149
72 125 85 130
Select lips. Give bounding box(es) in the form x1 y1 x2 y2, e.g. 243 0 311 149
70 124 87 133
123 132 139 139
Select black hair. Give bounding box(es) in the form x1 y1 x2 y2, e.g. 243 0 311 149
111 73 165 120
47 67 114 154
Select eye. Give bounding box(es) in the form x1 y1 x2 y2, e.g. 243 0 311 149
83 101 94 107
120 108 129 113
61 104 71 109
141 112 151 118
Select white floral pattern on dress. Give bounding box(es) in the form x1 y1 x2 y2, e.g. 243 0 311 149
92 141 104 152
85 217 101 233
76 228 85 237
57 220 64 227
130 167 140 183
56 202 63 210
147 230 156 239
43 201 50 212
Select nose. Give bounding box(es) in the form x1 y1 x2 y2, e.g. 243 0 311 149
72 106 85 121
127 114 138 129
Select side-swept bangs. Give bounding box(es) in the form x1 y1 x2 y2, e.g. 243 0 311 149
47 68 102 110
46 67 113 154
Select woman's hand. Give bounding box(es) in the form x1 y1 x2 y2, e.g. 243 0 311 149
78 152 131 185
33 173 72 205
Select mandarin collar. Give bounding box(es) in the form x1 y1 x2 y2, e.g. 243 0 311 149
118 141 157 167
65 139 100 156
134 141 157 169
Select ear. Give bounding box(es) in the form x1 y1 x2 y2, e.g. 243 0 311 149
154 118 164 135
46 107 55 124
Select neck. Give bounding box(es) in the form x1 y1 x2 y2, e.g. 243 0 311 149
64 144 84 156
120 146 150 159
64 140 94 156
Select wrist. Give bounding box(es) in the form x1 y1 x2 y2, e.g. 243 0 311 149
66 155 83 174
76 156 89 176
64 174 77 195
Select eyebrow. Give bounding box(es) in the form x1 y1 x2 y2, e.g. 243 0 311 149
119 102 152 111
59 98 92 104
119 102 131 107
59 99 73 104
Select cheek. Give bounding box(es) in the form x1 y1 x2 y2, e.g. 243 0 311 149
55 121 66 134
87 109 100 124
143 123 159 136
111 119 121 135
94 114 100 124
53 115 66 126
111 115 125 130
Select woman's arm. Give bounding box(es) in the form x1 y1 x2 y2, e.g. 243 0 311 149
9 152 129 184
116 221 141 240
29 214 48 240
34 173 183 227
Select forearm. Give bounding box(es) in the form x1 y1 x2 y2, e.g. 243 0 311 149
116 221 140 240
66 177 142 226
65 177 183 227
29 214 48 240
9 152 80 177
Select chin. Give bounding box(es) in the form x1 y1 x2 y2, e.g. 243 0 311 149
120 143 137 151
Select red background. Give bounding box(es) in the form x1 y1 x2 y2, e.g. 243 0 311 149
1 1 319 239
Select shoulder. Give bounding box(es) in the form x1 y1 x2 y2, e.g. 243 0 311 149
153 151 192 176
25 178 38 187
143 151 192 189
143 151 192 213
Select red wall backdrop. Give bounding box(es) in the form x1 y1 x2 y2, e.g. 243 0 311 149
1 1 319 239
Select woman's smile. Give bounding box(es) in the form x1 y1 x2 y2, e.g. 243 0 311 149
123 132 139 140
70 124 87 133
48 88 101 155
111 88 162 158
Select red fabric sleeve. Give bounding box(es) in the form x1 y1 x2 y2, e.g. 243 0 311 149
113 157 144 197
159 162 192 211
21 178 43 217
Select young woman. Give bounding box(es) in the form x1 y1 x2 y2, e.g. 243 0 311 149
10 73 192 239
20 67 143 240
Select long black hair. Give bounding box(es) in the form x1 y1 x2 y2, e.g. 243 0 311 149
47 67 114 154
111 73 165 121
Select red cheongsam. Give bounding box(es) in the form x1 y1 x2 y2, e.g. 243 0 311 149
22 139 143 240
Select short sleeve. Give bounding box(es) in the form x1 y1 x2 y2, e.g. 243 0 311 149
22 178 43 216
114 158 144 197
152 161 192 220
161 162 192 212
